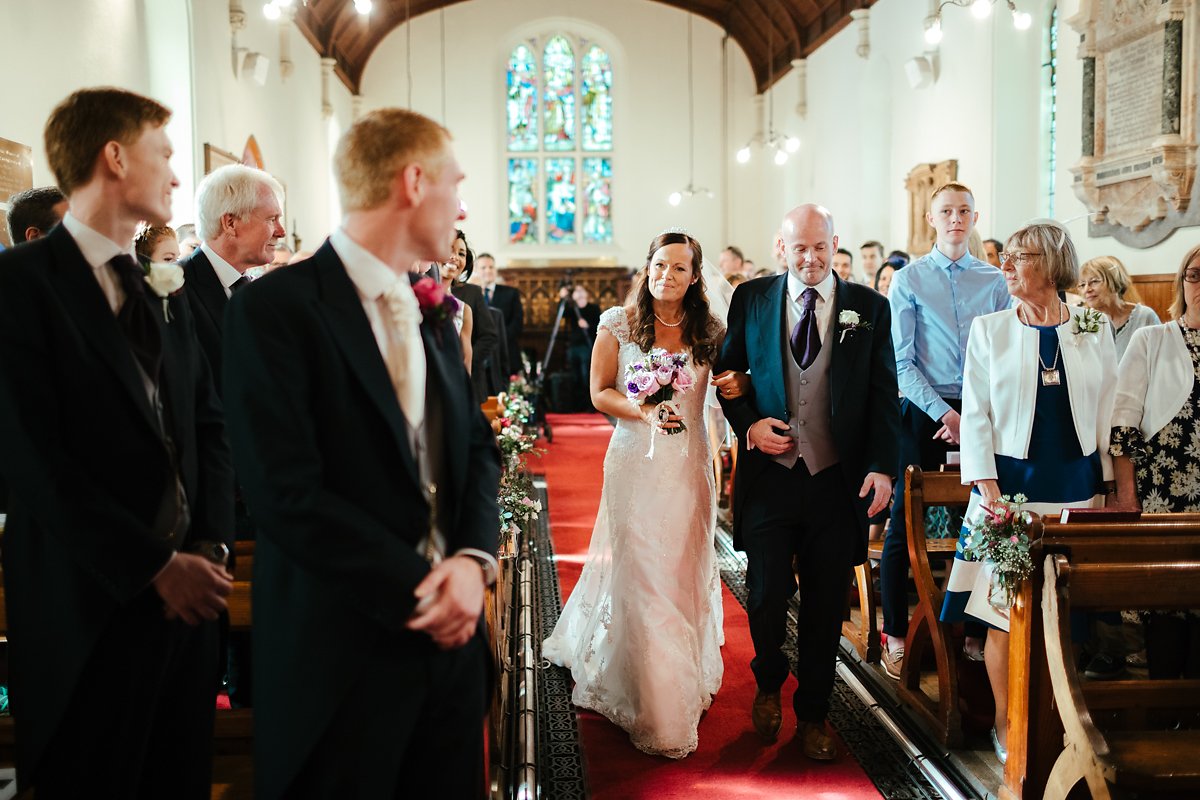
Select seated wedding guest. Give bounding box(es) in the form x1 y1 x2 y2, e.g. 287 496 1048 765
223 107 499 798
449 229 500 401
6 186 66 243
983 238 1003 268
134 224 179 263
175 222 201 256
1109 243 1200 679
719 245 746 280
0 86 233 799
1078 255 1160 360
439 254 474 371
941 221 1117 765
887 249 911 266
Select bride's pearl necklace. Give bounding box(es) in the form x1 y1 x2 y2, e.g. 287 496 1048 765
654 314 683 328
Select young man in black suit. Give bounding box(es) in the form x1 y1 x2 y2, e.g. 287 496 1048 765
716 204 900 761
223 108 501 798
0 87 234 798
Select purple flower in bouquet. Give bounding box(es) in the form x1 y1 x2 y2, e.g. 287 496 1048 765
653 364 676 385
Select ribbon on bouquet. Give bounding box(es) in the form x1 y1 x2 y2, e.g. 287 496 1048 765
644 400 688 460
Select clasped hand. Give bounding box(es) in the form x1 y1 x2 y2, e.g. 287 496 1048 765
154 552 233 625
406 556 486 650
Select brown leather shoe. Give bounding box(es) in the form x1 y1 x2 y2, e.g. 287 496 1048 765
797 721 837 761
751 689 782 740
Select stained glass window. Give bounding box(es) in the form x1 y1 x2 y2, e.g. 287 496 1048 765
507 159 538 244
505 34 613 245
507 45 538 152
580 46 613 151
581 158 612 244
542 37 576 151
545 158 576 244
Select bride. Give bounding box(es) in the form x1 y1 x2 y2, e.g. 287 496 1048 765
543 230 732 758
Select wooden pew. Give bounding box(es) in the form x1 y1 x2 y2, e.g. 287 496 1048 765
1003 513 1200 800
1040 553 1200 799
842 540 883 663
896 465 971 746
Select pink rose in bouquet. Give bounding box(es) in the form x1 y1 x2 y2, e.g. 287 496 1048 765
671 368 694 393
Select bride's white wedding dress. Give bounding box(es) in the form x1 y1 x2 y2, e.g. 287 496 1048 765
542 306 725 759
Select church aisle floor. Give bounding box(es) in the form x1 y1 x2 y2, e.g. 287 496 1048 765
535 413 902 799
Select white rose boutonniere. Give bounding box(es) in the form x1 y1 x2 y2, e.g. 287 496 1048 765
1067 307 1105 346
145 262 186 322
837 309 873 343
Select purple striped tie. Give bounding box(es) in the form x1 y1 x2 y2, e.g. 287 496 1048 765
790 287 820 370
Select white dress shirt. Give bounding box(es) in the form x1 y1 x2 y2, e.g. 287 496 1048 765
785 268 836 345
199 242 246 298
61 212 135 314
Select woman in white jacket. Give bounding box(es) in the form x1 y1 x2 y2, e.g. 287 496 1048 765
939 221 1118 764
1109 244 1200 679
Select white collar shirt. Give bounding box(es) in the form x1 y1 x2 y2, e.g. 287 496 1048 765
785 267 836 344
199 242 246 299
62 212 137 314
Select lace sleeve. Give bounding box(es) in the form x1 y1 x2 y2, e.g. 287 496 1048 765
1109 425 1148 464
599 306 630 345
706 314 726 347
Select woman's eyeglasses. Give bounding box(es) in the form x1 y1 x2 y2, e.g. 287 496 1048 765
1184 269 1200 284
999 251 1043 266
1077 278 1104 291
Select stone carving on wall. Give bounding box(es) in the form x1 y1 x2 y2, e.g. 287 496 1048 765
905 159 958 255
1068 0 1198 248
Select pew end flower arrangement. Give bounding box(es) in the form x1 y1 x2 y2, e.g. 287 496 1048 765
494 375 544 558
961 493 1034 610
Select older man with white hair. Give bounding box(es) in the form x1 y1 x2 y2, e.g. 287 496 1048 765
178 163 284 709
180 164 285 391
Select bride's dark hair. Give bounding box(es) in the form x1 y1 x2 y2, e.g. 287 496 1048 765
628 231 718 366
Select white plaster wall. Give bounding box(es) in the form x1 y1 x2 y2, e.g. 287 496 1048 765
1 0 349 247
360 0 764 267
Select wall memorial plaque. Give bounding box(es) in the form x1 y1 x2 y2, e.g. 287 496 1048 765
0 136 35 249
1069 0 1198 247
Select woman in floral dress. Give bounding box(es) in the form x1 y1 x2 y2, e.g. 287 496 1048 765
1110 243 1200 679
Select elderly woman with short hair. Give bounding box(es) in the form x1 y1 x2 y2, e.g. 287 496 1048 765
1078 255 1160 360
940 221 1118 763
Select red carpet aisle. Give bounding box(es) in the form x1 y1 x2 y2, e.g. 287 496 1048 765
536 413 881 799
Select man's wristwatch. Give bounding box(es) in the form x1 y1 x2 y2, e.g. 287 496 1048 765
458 553 498 587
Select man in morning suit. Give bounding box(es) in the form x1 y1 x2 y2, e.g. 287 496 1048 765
180 163 285 396
181 163 285 709
0 87 234 798
476 252 525 376
223 108 501 798
716 204 900 760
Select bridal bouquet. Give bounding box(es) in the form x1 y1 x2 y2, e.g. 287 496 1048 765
624 348 694 435
961 493 1034 609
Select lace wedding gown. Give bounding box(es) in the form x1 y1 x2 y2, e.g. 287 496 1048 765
542 306 725 759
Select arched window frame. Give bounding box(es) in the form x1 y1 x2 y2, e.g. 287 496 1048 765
1041 3 1059 218
504 32 614 248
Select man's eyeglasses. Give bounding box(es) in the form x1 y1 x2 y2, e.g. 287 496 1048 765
1077 278 1104 291
1184 269 1200 284
999 251 1043 266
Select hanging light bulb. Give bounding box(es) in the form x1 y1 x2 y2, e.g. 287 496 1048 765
668 191 683 207
971 0 992 19
924 18 943 45
354 0 373 15
263 1 281 20
773 149 788 166
784 137 800 154
1012 9 1032 30
736 147 752 164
